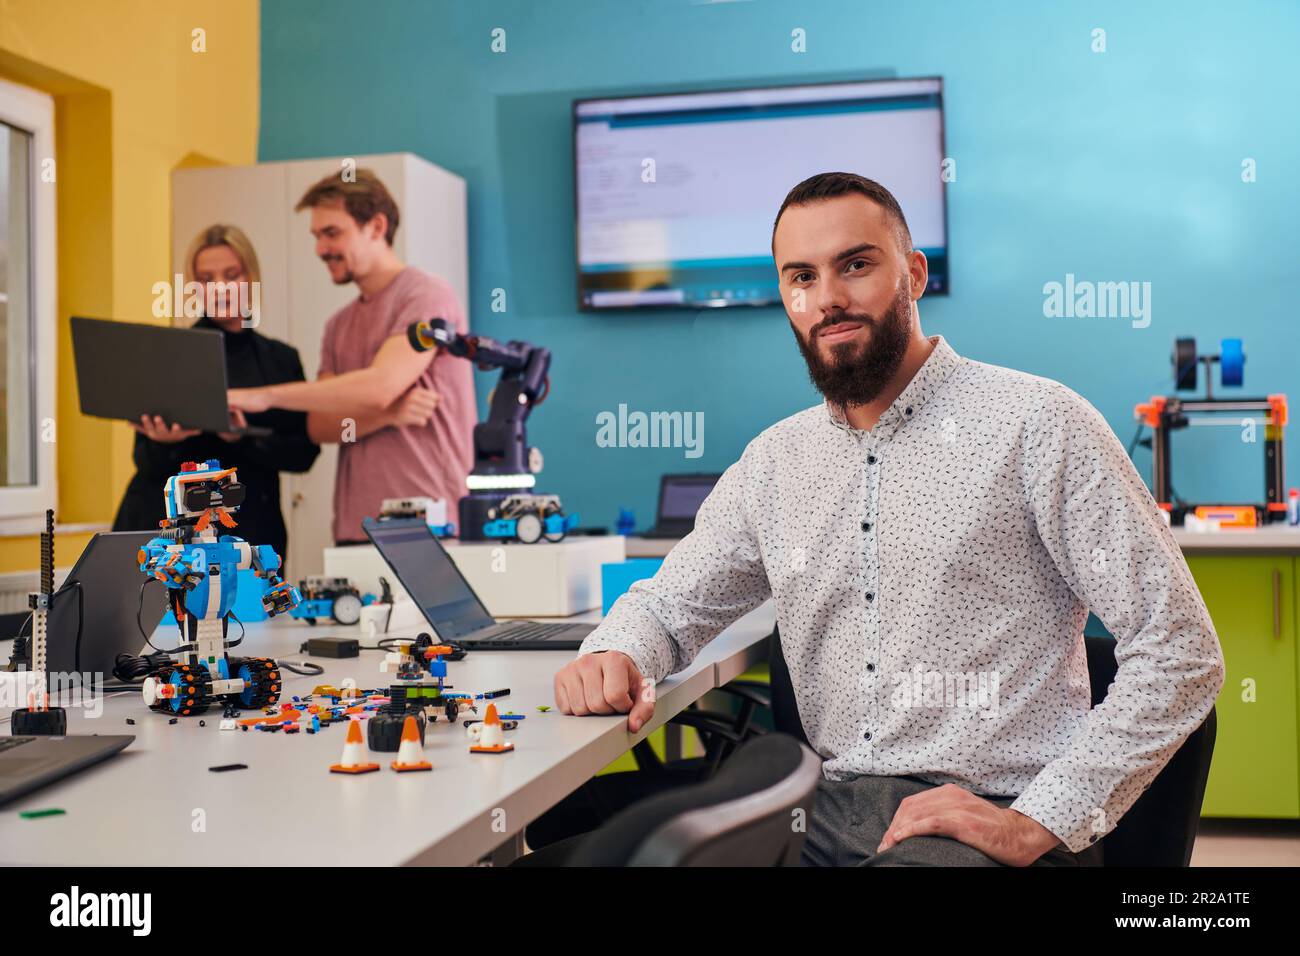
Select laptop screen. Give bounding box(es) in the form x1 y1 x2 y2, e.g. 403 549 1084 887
46 531 166 676
362 518 495 639
660 476 719 521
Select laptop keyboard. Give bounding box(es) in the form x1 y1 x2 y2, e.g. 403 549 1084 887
487 622 579 642
0 737 35 754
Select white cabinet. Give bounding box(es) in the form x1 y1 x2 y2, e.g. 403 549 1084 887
171 153 468 577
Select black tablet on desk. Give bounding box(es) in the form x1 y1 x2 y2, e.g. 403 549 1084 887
71 316 270 436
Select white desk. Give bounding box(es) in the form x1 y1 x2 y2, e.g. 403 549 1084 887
0 602 774 866
1172 526 1300 554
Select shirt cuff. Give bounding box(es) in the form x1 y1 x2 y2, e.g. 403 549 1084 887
1009 769 1110 854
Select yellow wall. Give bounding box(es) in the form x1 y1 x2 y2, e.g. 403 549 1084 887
0 0 259 572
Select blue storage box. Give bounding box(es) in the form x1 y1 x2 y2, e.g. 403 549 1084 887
601 558 664 615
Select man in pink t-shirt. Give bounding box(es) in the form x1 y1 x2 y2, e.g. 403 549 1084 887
229 169 476 542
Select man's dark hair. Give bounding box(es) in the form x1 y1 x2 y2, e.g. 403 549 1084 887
771 172 913 255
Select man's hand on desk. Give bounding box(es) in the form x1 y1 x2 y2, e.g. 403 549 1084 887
554 650 656 733
875 782 1063 866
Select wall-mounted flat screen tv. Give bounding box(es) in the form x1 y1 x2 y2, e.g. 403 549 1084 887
574 76 948 311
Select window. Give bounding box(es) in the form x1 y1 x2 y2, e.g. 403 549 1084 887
0 77 55 532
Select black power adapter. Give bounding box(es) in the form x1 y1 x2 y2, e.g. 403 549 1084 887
304 636 360 659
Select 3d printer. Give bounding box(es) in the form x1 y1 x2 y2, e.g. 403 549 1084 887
1134 337 1288 527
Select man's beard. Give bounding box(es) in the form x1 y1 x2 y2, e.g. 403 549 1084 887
323 257 354 285
790 281 914 409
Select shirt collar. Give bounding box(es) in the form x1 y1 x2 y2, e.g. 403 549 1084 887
824 334 962 435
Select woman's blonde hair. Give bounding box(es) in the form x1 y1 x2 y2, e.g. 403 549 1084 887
183 223 261 285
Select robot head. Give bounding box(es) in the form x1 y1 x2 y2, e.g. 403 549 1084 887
163 460 246 522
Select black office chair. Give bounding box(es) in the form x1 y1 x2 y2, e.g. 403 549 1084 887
629 673 773 778
756 627 1217 867
1082 635 1217 866
565 732 821 866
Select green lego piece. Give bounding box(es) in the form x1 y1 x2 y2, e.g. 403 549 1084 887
20 808 66 819
537 705 552 712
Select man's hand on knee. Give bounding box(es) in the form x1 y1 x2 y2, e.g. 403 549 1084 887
876 783 1062 866
554 650 656 733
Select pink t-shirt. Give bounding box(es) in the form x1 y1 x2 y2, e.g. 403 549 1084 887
318 267 476 542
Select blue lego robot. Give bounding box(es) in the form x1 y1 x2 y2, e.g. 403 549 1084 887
137 459 302 717
288 576 374 626
480 493 579 545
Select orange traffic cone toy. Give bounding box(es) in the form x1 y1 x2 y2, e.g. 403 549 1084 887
329 717 380 774
469 703 514 754
391 715 432 772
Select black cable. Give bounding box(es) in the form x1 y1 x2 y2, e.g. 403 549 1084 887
1127 422 1147 459
226 609 246 649
112 651 171 683
278 658 324 676
358 637 407 651
62 580 84 672
136 577 193 655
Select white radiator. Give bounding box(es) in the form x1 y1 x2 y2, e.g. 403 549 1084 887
0 567 75 615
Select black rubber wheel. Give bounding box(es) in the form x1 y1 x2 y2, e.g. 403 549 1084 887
11 706 67 735
171 663 213 717
234 658 282 709
367 710 425 752
1173 337 1197 391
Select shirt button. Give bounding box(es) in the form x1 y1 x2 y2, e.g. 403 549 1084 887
867 455 877 464
905 406 913 415
866 662 875 672
863 731 872 741
866 592 875 601
861 520 872 531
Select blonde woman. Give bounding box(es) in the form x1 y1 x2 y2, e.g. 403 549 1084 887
112 224 319 564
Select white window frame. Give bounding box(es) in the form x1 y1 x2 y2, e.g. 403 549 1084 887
0 77 56 534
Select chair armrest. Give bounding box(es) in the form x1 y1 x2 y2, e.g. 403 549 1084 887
714 681 772 709
666 711 748 745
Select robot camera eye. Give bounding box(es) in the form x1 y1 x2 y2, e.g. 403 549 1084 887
219 481 247 508
183 483 216 511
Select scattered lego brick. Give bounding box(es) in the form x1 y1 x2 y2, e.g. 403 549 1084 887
19 808 66 819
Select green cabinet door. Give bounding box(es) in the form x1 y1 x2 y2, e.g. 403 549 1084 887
1187 556 1300 818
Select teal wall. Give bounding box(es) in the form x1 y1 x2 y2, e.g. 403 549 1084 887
260 0 1300 526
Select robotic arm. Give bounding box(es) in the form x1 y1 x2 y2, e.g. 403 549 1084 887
406 318 575 543
407 318 550 482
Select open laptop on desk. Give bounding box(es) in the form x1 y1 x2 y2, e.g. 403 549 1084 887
71 316 271 437
362 517 597 650
642 473 721 538
5 531 168 680
0 735 134 805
